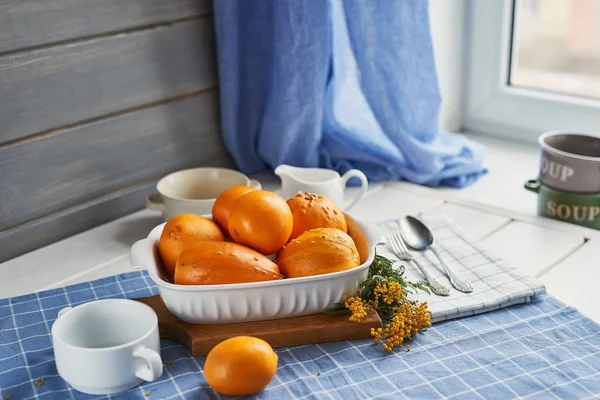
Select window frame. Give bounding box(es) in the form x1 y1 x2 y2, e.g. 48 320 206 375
463 0 600 144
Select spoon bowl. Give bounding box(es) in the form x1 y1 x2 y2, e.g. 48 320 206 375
399 216 474 294
399 216 433 250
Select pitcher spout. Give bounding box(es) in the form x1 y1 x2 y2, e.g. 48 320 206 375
274 164 311 185
274 164 294 179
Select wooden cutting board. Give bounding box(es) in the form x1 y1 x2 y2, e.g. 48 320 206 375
136 295 382 356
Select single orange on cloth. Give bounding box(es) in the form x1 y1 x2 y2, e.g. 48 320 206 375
228 190 293 254
287 192 347 239
276 227 360 278
158 214 224 276
174 241 280 285
211 185 257 233
204 336 278 396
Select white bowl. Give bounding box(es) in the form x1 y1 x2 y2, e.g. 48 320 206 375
129 216 381 324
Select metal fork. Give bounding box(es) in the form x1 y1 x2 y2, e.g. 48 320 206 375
387 230 451 296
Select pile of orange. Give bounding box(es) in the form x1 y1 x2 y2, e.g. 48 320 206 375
156 188 370 395
157 186 366 285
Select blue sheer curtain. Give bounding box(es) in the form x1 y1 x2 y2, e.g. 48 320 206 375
213 0 486 187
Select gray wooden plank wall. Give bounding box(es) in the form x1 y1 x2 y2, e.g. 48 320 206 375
0 0 233 262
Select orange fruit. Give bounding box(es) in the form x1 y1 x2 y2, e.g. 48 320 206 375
276 227 360 278
158 214 224 276
204 336 278 396
212 185 258 233
228 191 293 254
174 241 280 285
287 192 347 239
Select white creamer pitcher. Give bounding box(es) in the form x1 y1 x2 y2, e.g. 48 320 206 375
274 165 368 210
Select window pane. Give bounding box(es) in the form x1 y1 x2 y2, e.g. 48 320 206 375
510 0 600 99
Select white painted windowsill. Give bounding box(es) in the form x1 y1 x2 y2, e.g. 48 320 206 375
1 134 598 323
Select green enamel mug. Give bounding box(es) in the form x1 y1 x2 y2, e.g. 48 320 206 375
524 179 600 230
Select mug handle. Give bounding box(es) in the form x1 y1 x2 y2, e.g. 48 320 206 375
341 170 369 210
133 346 163 382
146 193 164 212
524 179 541 194
57 307 73 318
249 179 262 190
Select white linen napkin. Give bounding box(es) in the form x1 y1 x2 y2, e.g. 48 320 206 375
376 214 546 323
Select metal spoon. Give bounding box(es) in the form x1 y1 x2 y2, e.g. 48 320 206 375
399 216 473 293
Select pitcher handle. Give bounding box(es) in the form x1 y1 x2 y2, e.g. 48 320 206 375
341 170 368 210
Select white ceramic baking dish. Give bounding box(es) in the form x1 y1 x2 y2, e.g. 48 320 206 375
129 216 381 324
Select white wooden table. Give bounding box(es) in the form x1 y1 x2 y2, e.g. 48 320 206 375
1 136 598 322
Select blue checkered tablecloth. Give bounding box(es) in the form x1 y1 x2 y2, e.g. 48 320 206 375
1 270 600 399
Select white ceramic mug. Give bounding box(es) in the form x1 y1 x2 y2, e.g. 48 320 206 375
274 165 368 210
52 299 163 395
146 168 262 221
